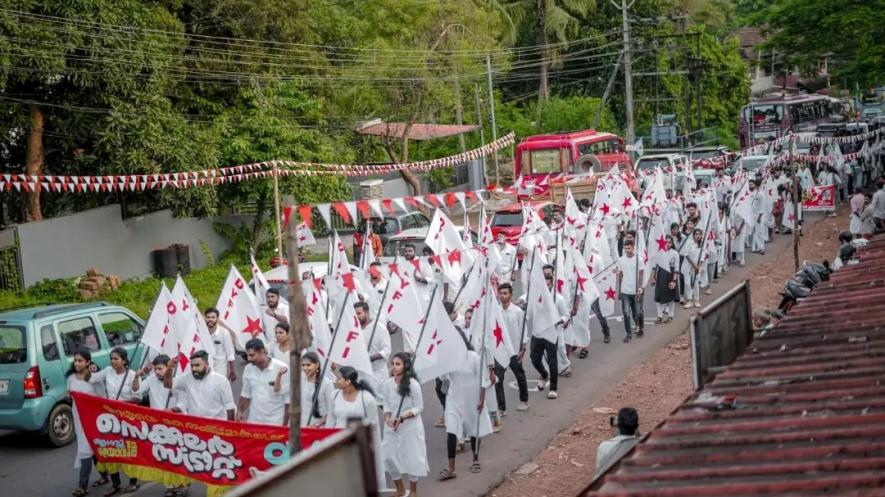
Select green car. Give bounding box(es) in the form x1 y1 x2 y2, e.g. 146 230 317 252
0 303 145 446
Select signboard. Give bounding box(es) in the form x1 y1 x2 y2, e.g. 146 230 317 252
72 392 339 496
689 281 754 389
802 184 836 211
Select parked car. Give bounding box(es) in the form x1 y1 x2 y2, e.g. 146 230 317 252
0 303 145 446
379 226 477 263
686 146 731 162
489 201 556 246
735 155 774 173
635 154 689 190
352 213 431 265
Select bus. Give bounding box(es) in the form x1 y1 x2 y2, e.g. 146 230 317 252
738 94 839 148
514 129 633 195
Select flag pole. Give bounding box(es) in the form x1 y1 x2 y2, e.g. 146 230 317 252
115 341 142 400
474 286 490 460
410 283 440 364
366 278 392 354
325 235 334 318
307 291 351 427
517 249 537 347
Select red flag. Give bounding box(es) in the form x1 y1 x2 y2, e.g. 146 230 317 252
332 202 351 224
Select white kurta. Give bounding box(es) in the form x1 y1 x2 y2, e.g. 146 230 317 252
365 320 392 389
300 374 334 427
326 389 385 483
379 378 428 479
90 366 138 402
444 351 493 439
68 374 96 465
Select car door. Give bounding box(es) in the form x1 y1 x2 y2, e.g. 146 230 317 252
56 315 107 371
36 323 65 402
96 310 145 369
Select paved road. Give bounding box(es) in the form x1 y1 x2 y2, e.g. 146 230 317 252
0 221 814 497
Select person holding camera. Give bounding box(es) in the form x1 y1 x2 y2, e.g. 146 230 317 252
594 407 640 477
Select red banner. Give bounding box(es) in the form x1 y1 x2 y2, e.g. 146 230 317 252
71 392 339 494
802 184 836 211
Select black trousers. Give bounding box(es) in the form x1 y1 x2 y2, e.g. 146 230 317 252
494 356 528 411
529 337 558 391
590 299 610 338
434 378 446 409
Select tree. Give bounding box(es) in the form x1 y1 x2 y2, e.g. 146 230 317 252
749 0 885 87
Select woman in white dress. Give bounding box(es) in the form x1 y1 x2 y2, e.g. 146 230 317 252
380 353 428 497
267 323 291 363
439 340 492 481
88 347 139 496
297 352 333 427
326 366 384 484
680 229 704 309
68 349 97 497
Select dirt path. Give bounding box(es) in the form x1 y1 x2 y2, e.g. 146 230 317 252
487 205 849 497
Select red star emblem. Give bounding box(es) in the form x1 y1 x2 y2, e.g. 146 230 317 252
575 273 588 292
788 213 796 222
656 235 667 251
242 316 263 336
622 197 633 209
605 287 617 300
388 263 401 276
601 203 611 215
341 272 356 292
493 322 504 347
431 254 443 267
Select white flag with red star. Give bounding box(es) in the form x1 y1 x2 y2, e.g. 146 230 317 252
683 164 697 196
424 209 474 283
564 187 587 234
468 285 516 367
250 253 276 306
170 276 214 373
140 283 179 357
593 262 619 317
526 246 561 343
295 222 317 248
413 290 469 383
314 294 373 379
384 263 428 352
216 264 265 348
303 277 329 340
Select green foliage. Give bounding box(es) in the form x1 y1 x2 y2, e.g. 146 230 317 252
748 0 885 87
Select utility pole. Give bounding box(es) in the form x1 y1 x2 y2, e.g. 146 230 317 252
453 76 466 153
592 51 624 129
486 54 499 186
612 0 635 143
475 84 487 183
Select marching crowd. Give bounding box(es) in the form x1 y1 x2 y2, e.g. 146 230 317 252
67 130 885 497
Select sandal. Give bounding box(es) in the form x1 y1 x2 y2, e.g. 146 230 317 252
123 484 139 494
578 349 589 359
72 488 88 497
164 489 175 497
103 488 121 497
471 462 482 473
438 469 457 480
91 477 110 488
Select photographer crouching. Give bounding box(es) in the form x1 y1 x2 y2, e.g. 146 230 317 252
594 407 640 477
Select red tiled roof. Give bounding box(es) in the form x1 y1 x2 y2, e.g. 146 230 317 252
583 237 885 497
355 122 480 141
734 27 767 49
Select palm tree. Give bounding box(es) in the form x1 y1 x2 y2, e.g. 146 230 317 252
494 0 596 102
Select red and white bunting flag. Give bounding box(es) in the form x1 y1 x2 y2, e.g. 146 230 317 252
316 203 332 229
215 264 265 348
367 199 384 218
392 197 408 213
343 201 358 226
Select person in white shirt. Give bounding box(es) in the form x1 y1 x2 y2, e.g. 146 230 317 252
594 407 640 478
495 283 529 413
615 240 643 343
650 236 680 323
299 351 333 427
165 350 236 420
89 347 139 493
355 301 391 392
267 323 292 363
380 352 428 497
238 339 290 426
261 288 289 342
132 354 176 410
68 349 98 497
495 233 517 282
681 229 705 309
529 274 569 399
205 307 237 382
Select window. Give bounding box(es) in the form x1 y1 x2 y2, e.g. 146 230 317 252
411 214 430 228
0 326 26 364
98 312 142 346
376 218 398 235
491 212 523 227
58 317 100 355
529 149 563 174
40 325 59 361
399 215 417 231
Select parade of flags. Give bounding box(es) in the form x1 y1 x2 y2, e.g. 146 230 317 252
215 264 265 347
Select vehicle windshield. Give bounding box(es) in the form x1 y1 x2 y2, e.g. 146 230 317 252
689 150 720 160
0 325 26 364
528 149 564 174
491 212 523 227
636 158 670 170
383 239 427 257
740 158 768 171
743 104 784 125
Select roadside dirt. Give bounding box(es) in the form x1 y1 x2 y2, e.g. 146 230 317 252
486 205 848 497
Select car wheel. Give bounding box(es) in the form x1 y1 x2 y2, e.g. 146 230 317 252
46 403 74 447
